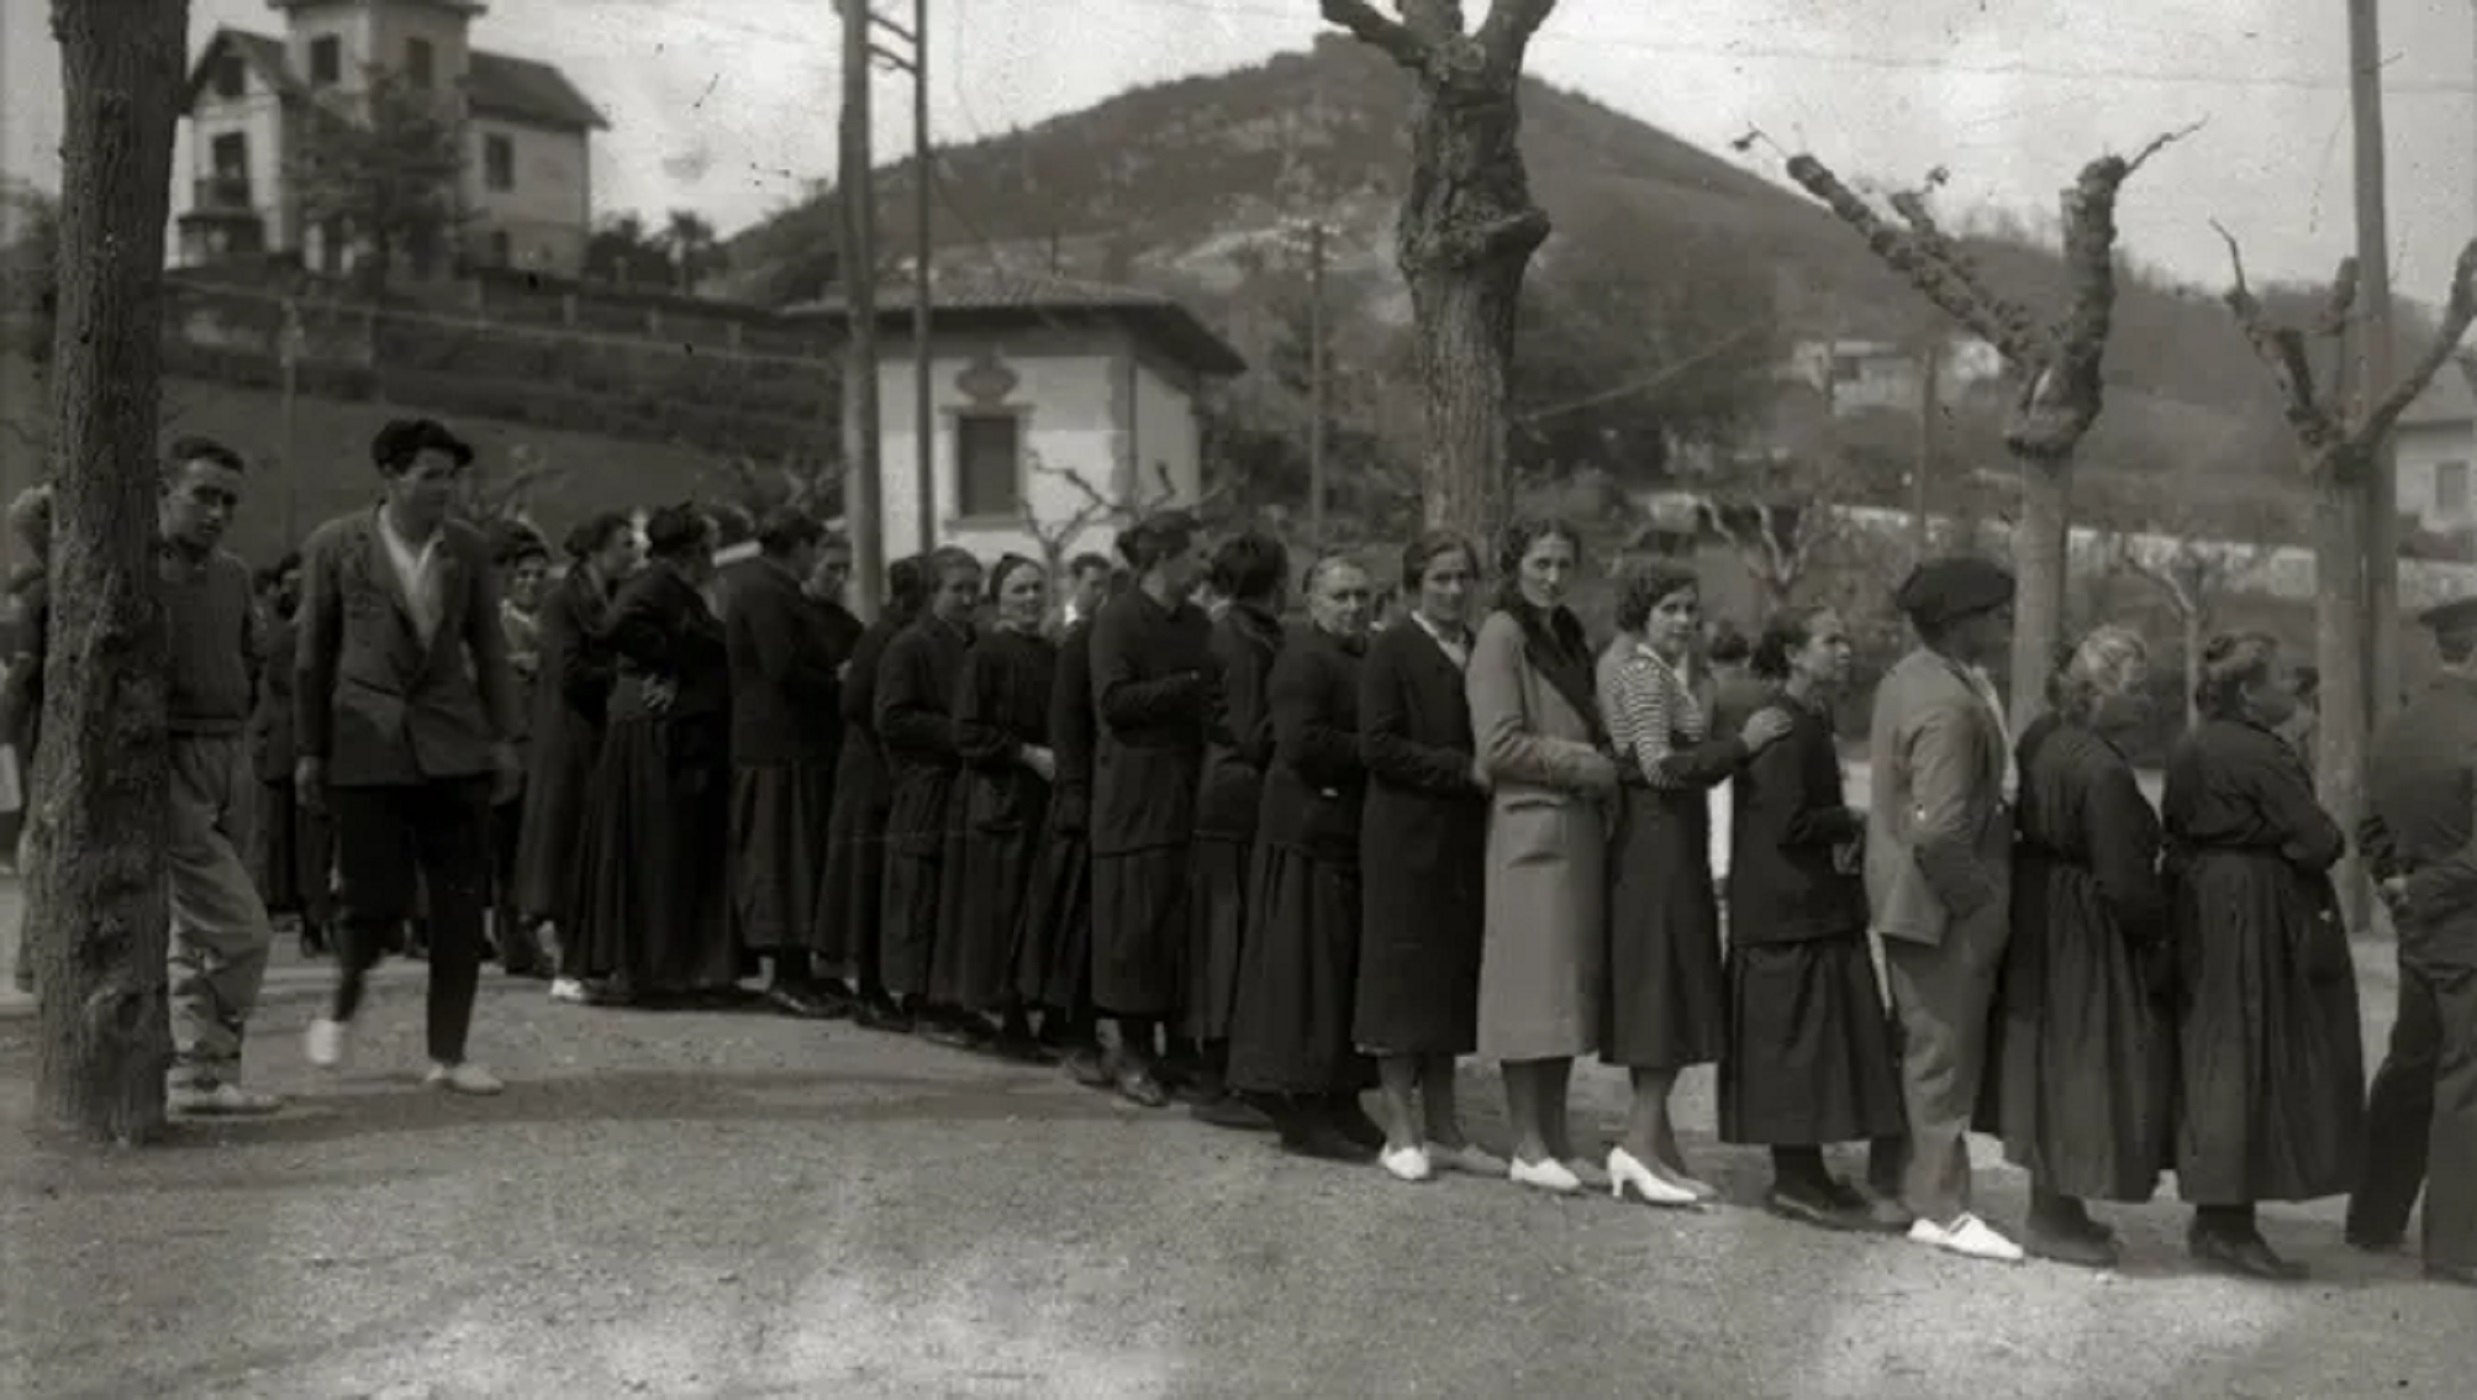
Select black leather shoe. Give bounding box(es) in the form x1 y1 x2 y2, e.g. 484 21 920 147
1325 1095 1387 1152
1829 1180 1914 1235
2027 1223 2122 1270
1765 1183 1868 1233
1281 1118 1379 1164
765 984 836 1020
2189 1226 2307 1281
1060 1046 1114 1089
2345 1230 2405 1254
1115 1066 1170 1109
1190 1093 1276 1132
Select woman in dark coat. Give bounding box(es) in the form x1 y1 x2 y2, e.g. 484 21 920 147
876 546 982 1035
1187 531 1288 1119
1354 532 1497 1182
1979 626 2174 1268
1015 571 1119 1085
817 555 929 1025
1720 605 1905 1231
934 554 1055 1051
1229 556 1382 1162
1596 559 1790 1206
522 511 633 994
2164 631 2364 1280
1088 510 1214 1107
567 506 737 1004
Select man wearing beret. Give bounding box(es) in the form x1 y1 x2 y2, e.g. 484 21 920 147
1865 555 2025 1263
297 417 519 1096
2350 596 2477 1287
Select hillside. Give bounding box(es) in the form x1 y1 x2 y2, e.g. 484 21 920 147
722 35 2371 514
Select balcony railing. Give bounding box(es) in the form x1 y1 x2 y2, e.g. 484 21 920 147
191 176 254 212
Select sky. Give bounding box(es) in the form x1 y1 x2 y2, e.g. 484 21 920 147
3 0 2475 295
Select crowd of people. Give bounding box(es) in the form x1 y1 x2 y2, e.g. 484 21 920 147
2 412 2469 1293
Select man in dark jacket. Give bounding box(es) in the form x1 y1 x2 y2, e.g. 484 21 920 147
297 418 519 1096
2353 597 2477 1288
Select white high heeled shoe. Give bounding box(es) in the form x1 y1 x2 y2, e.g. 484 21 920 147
1608 1147 1700 1208
1508 1155 1583 1193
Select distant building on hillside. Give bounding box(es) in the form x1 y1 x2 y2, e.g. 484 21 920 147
1784 335 2004 416
781 271 1247 564
174 1 606 278
2397 364 2477 532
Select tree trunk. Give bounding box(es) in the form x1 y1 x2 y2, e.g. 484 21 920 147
31 0 186 1146
2006 449 2073 725
1396 67 1550 543
2312 472 2371 931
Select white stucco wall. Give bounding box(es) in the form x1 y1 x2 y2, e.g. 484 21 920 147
463 118 591 275
2397 419 2476 532
1131 356 1201 508
172 70 290 262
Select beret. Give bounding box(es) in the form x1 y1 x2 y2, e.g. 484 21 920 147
1894 556 2015 628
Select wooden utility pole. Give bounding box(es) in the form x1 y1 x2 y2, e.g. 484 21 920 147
838 0 884 618
35 0 187 1145
866 3 934 554
1912 335 1939 564
2352 0 2400 729
1308 219 1327 545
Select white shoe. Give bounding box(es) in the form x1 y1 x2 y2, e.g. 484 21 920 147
426 1061 506 1096
1430 1143 1509 1179
1908 1212 2026 1264
305 1017 347 1070
549 977 590 1004
1379 1145 1434 1183
1509 1156 1583 1193
1608 1147 1700 1208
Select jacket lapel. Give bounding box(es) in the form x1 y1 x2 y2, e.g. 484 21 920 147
423 541 466 673
349 516 424 663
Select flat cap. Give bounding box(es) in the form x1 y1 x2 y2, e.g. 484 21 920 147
1894 556 2015 628
370 417 474 471
2418 596 2477 644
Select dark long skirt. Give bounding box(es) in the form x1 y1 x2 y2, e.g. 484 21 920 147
1978 855 2173 1202
1603 782 1726 1069
1090 846 1189 1019
2172 850 2365 1204
514 724 598 925
730 761 836 956
1719 936 1906 1146
1183 834 1250 1044
1016 809 1092 1013
1353 800 1484 1058
816 742 890 987
569 715 738 995
878 775 957 1000
1227 844 1370 1095
256 778 334 926
933 778 1049 1014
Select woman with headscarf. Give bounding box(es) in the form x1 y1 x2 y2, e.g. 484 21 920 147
2164 631 2363 1280
1354 531 1499 1182
1087 511 1214 1107
566 505 736 1005
1467 518 1620 1192
1978 625 2174 1269
1721 604 1905 1232
1228 554 1383 1161
528 512 635 1002
1187 530 1289 1127
877 546 983 1039
489 524 554 978
934 553 1056 1054
818 554 930 1027
1598 559 1792 1206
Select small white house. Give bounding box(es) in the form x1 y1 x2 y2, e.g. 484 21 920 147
783 272 1248 564
1784 335 2004 417
2397 365 2477 533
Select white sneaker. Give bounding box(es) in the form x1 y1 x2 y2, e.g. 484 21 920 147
1908 1212 2026 1264
426 1061 506 1096
548 977 590 1004
305 1017 347 1070
1509 1156 1583 1193
1379 1145 1434 1183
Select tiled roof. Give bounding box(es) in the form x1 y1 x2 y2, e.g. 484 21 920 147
184 28 605 133
782 270 1247 376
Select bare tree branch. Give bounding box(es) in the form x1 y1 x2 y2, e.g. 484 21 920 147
1784 154 2034 364
1320 0 1436 70
2055 127 2198 364
2213 220 2344 453
2360 237 2477 447
1476 0 1559 73
1886 187 2036 355
2315 256 2360 338
2121 119 2207 176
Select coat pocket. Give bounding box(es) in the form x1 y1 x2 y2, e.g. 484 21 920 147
1494 793 1571 868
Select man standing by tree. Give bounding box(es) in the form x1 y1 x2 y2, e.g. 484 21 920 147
158 437 283 1115
299 418 518 1096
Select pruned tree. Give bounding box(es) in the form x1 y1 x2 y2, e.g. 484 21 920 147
33 0 187 1146
1751 130 2195 720
662 209 727 296
1022 457 1234 618
700 450 841 521
2097 488 2282 730
2214 224 2477 910
1697 492 1842 617
1321 0 1560 541
287 64 464 294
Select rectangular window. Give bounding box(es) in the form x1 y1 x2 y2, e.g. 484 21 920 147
214 54 246 99
210 132 248 178
956 415 1023 519
406 37 435 89
310 35 341 86
489 230 512 266
484 134 515 192
2438 460 2470 519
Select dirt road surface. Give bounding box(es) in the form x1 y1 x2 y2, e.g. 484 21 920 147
2 879 2466 1399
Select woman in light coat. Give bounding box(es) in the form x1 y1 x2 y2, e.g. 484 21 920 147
1467 517 1619 1192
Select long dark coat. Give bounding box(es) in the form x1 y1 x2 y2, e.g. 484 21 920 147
1087 587 1213 1019
2163 717 2365 1205
1229 625 1369 1095
1976 715 2173 1201
1016 618 1100 1012
934 626 1057 1013
1189 600 1281 1043
514 565 615 925
817 615 903 987
569 560 736 994
726 558 846 955
875 613 972 1000
1352 618 1488 1056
